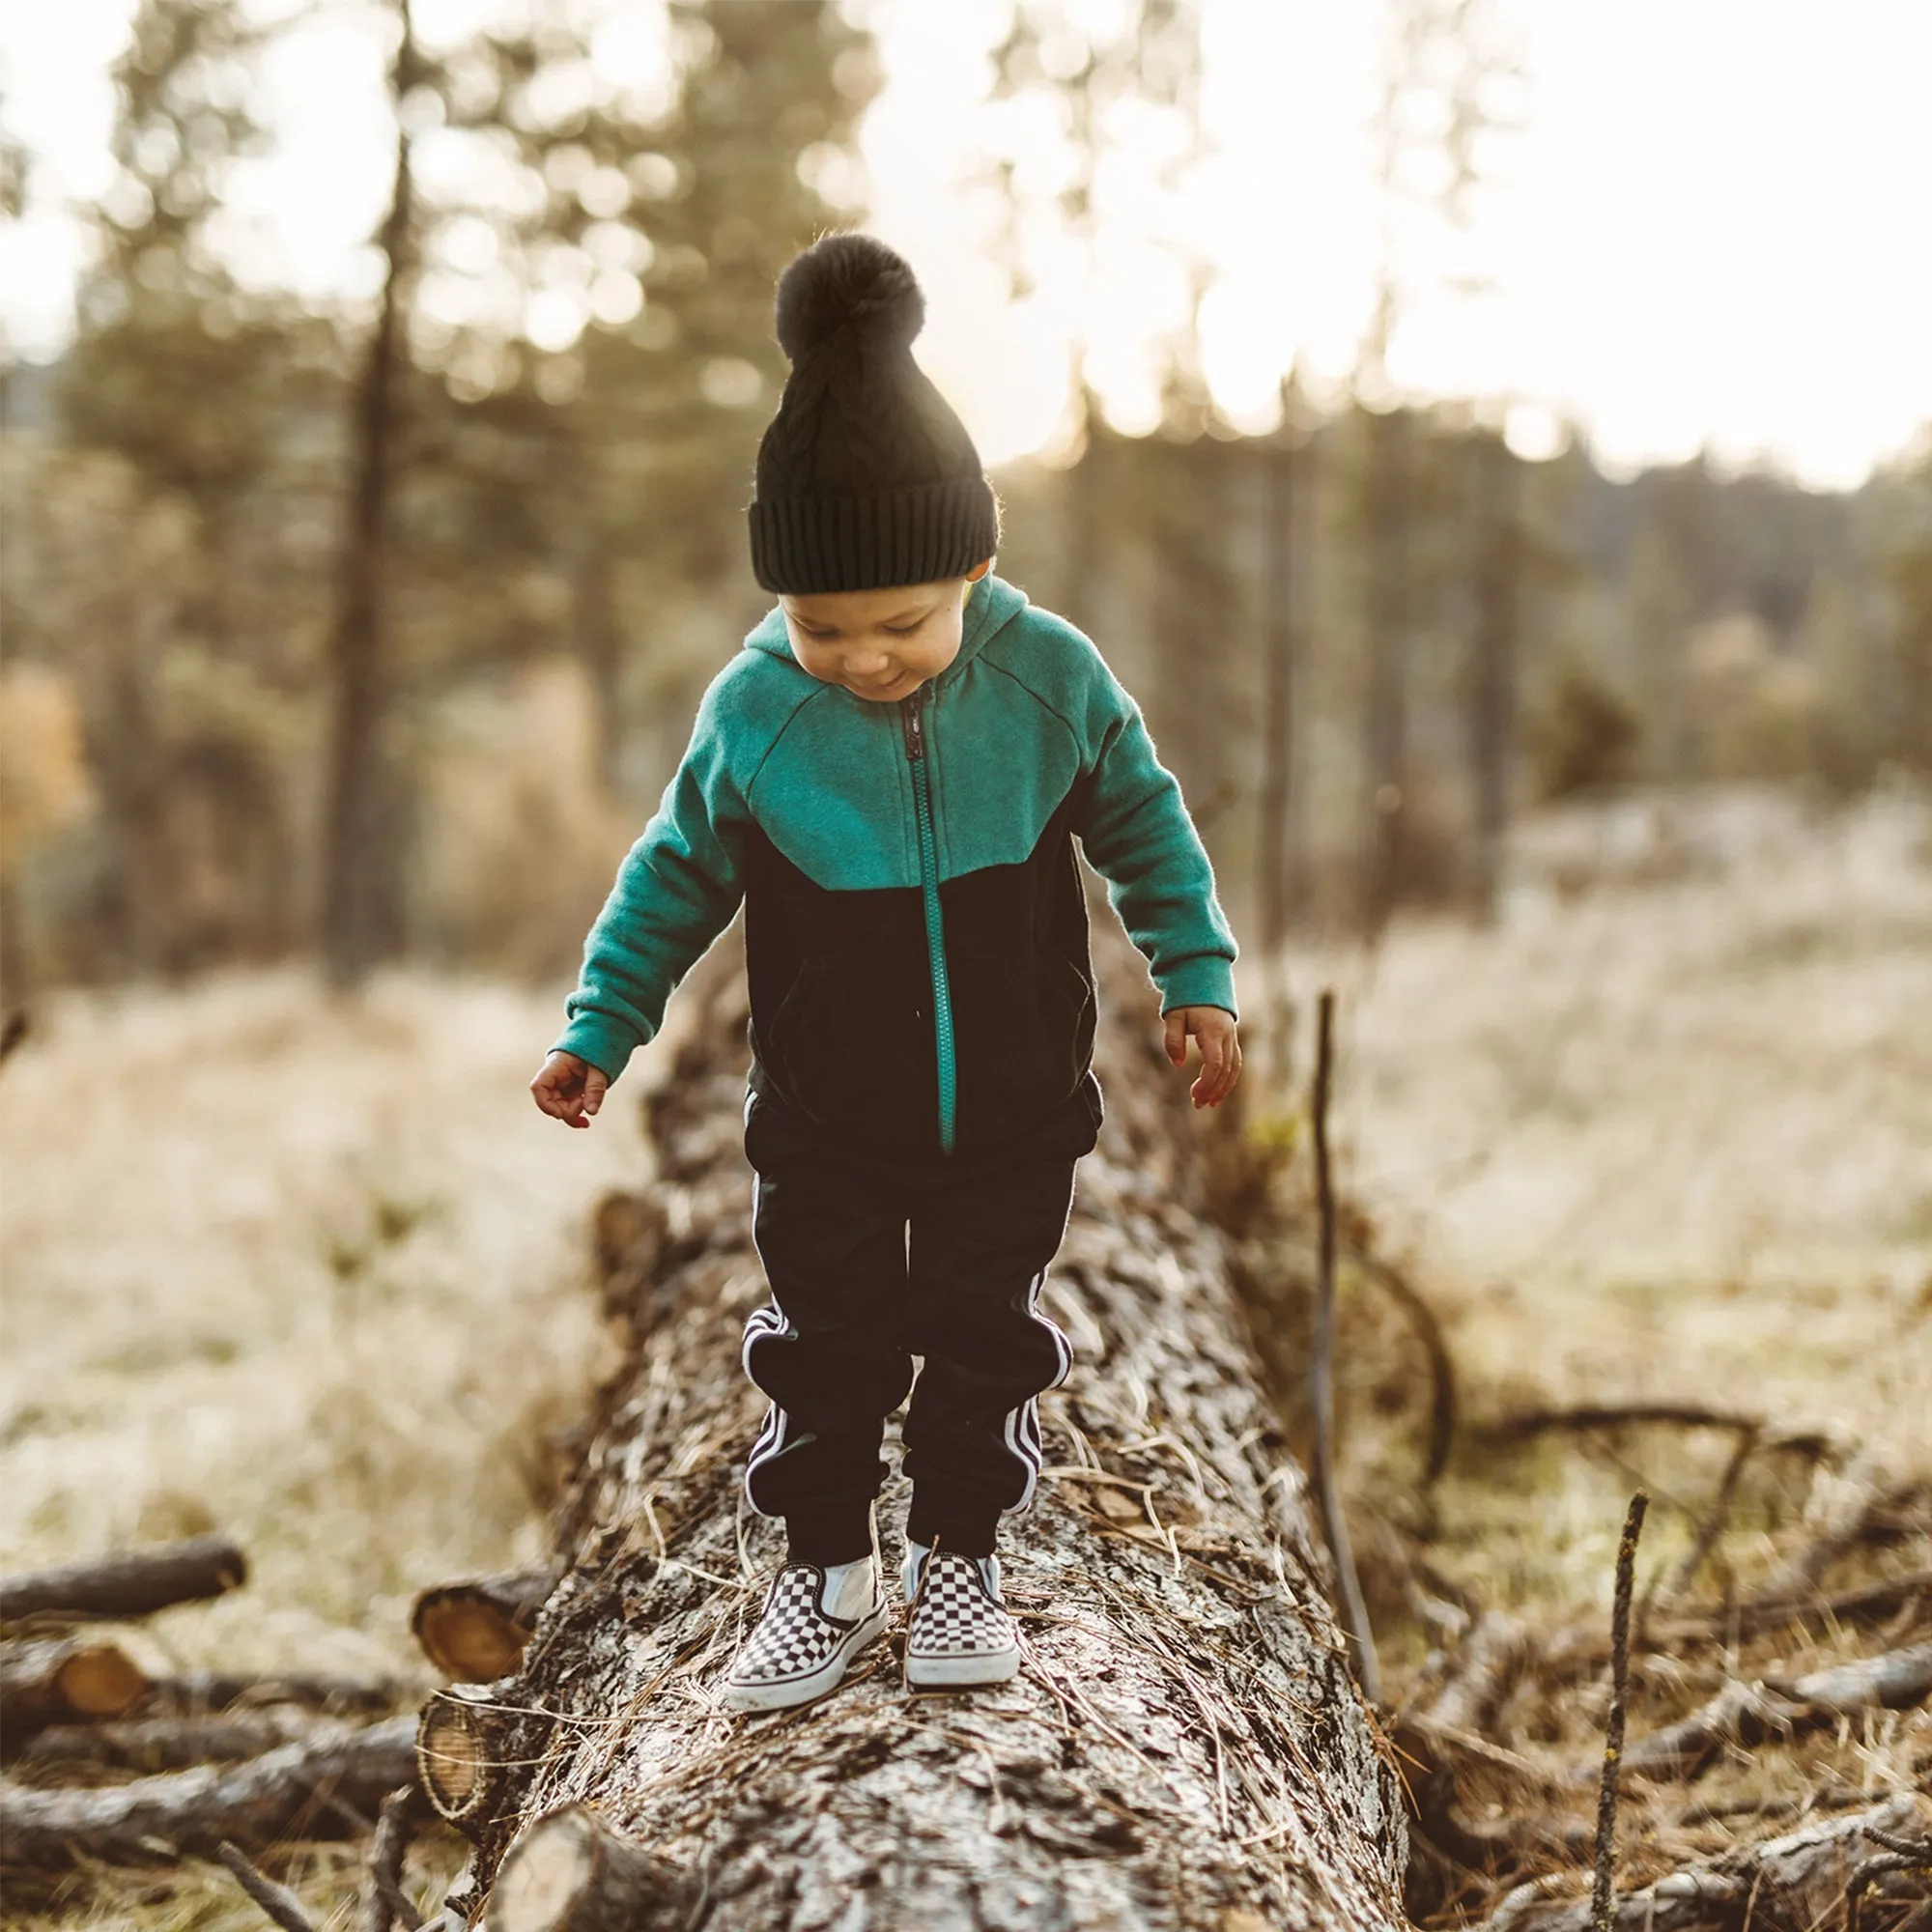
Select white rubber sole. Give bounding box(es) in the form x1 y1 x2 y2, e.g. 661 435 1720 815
722 1603 890 1713
904 1644 1021 1690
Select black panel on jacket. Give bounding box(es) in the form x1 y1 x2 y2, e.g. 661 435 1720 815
742 792 1102 1160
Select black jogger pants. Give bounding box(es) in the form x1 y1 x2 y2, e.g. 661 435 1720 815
739 1077 1100 1564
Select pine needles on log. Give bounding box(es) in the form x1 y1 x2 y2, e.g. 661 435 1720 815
424 939 1409 1932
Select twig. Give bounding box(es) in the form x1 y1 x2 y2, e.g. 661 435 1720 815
1340 1244 1458 1484
1310 988 1380 1703
1645 1424 1761 1629
1479 1404 1762 1445
360 1785 424 1932
1591 1491 1648 1932
216 1839 319 1932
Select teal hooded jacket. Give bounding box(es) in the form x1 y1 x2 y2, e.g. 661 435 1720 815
554 570 1237 1159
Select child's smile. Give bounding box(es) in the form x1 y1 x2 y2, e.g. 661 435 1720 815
780 559 991 703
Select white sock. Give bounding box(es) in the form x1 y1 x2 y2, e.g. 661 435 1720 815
902 1540 931 1601
903 1542 1001 1601
816 1554 876 1618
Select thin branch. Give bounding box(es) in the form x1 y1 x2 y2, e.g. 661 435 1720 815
216 1839 318 1932
1311 987 1380 1702
1591 1491 1647 1932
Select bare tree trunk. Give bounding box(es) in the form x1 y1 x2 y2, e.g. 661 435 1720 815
426 932 1407 1932
320 0 416 989
1361 408 1408 935
1466 430 1520 923
1255 426 1304 1089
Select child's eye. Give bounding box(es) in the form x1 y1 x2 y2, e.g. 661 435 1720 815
885 623 920 638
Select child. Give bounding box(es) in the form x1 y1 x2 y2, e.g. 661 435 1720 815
531 233 1240 1711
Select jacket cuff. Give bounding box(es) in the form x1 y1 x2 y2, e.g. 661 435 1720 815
1155 956 1238 1020
551 1012 647 1086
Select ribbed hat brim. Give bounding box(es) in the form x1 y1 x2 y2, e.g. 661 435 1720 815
749 473 1000 594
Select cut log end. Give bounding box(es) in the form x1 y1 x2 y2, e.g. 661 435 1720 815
413 1600 526 1684
416 1688 498 1824
59 1643 153 1716
489 1806 690 1932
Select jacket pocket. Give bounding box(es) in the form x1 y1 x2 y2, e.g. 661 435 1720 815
764 948 932 1146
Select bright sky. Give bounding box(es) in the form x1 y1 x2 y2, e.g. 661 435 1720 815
3 0 1929 487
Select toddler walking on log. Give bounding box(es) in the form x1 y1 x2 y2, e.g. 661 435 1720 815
532 233 1241 1711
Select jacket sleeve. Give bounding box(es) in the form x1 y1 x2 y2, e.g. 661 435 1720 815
1069 645 1239 1018
550 671 753 1084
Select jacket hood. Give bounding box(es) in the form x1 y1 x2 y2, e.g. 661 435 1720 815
743 570 1030 683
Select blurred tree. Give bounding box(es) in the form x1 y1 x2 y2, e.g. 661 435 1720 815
321 0 421 988
53 0 328 979
1464 425 1520 919
1358 0 1522 931
1883 448 1932 773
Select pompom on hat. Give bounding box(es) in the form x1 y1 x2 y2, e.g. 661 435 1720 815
748 232 1001 594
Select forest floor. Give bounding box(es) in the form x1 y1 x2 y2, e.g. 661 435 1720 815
2 777 1927 1927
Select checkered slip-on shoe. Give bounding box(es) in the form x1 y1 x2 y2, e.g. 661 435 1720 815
722 1560 889 1714
900 1543 1021 1690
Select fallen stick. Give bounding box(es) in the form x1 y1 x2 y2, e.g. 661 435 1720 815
0 1713 419 1866
360 1784 425 1932
12 1708 329 1777
1475 1405 1764 1447
1595 1638 1932 1787
0 1535 247 1625
1533 1565 1932 1681
1340 1244 1459 1486
143 1670 408 1718
217 1837 319 1932
1485 1794 1929 1932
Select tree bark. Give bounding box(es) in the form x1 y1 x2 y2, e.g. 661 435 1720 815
428 934 1407 1932
0 1532 247 1625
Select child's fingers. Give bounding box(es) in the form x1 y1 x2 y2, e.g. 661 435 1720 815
1163 1009 1188 1065
1191 1021 1242 1107
582 1068 608 1118
1190 1026 1226 1106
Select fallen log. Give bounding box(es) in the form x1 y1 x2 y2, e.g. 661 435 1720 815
429 941 1408 1932
0 1713 418 1867
143 1668 408 1718
1483 1793 1929 1932
0 1533 247 1625
11 1708 329 1779
412 1570 559 1683
0 1635 150 1746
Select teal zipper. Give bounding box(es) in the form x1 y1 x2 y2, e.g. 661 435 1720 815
899 684 956 1153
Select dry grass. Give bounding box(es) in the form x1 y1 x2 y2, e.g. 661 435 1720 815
0 965 654 1927
1239 781 1932 1917
2 781 1926 1925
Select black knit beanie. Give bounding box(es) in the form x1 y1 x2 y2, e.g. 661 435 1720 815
748 232 1001 594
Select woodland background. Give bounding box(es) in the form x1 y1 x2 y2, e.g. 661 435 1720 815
1 2 1928 1928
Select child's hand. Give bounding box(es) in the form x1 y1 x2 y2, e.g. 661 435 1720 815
1162 1007 1241 1109
531 1049 608 1129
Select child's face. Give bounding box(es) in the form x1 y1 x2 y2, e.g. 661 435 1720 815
780 557 992 703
